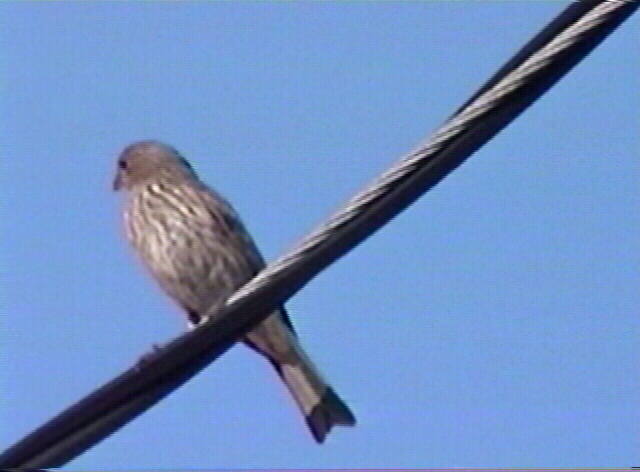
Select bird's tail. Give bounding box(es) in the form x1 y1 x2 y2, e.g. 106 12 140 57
245 311 355 442
274 344 356 443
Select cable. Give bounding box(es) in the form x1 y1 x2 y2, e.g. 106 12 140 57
1 0 636 467
229 0 635 305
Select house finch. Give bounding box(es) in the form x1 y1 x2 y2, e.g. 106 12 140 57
113 140 355 443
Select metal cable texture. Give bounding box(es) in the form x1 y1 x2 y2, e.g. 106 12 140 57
228 0 629 305
1 0 636 467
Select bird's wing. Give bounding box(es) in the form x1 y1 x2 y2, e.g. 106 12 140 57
197 183 296 333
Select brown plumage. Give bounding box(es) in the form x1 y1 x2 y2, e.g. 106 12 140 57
113 140 355 442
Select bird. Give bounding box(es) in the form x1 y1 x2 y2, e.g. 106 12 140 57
113 140 355 442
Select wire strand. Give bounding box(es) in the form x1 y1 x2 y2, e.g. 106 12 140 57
1 1 636 467
228 0 629 305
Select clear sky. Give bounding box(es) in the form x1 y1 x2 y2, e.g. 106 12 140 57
2 2 638 469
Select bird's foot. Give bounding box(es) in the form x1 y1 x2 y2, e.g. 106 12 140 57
134 343 164 370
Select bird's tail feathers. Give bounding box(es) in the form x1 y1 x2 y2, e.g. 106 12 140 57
276 343 355 443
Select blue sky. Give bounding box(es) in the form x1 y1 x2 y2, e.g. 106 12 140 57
1 2 638 468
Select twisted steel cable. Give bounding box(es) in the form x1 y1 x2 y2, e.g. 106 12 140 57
228 0 631 305
1 0 636 467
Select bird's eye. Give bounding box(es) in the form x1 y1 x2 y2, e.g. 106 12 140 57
118 160 128 170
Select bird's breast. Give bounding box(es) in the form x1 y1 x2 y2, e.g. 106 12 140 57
123 190 253 313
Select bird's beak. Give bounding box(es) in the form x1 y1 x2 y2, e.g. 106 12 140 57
113 172 122 191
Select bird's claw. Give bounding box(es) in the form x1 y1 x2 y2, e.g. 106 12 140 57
135 343 165 370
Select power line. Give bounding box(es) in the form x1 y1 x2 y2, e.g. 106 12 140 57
1 0 636 467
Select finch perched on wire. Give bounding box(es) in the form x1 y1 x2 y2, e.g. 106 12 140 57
113 140 355 443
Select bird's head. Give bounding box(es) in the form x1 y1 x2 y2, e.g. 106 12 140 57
113 140 195 191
